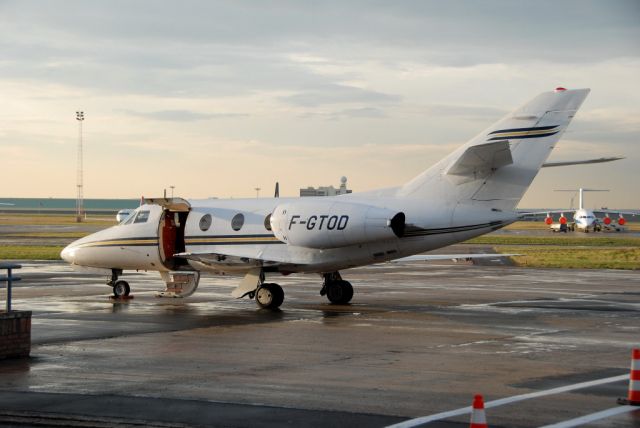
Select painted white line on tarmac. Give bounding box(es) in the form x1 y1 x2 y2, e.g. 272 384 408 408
539 405 637 428
386 374 628 428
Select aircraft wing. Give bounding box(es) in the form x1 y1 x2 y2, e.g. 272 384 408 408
541 156 624 168
518 210 569 218
518 209 637 218
176 251 519 270
174 251 291 270
393 253 519 262
592 210 638 216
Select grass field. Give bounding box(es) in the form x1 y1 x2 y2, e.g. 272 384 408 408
498 246 640 270
0 214 114 226
0 245 65 261
3 232 89 239
466 235 640 247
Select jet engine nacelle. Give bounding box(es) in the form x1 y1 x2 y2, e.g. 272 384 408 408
270 201 405 249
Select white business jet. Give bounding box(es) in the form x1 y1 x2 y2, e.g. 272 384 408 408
544 188 635 232
61 87 590 309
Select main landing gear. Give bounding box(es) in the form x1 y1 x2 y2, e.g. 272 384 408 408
107 269 130 298
251 272 353 309
255 283 285 309
320 272 353 305
237 269 285 310
238 269 354 310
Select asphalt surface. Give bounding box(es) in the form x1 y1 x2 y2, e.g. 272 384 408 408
1 261 640 427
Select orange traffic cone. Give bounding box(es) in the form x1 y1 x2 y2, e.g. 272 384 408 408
618 348 640 406
470 394 488 428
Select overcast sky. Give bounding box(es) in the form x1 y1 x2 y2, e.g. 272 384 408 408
1 0 639 208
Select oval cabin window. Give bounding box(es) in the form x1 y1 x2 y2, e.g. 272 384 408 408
199 214 212 231
231 213 245 231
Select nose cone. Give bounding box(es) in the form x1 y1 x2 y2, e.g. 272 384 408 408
60 243 77 264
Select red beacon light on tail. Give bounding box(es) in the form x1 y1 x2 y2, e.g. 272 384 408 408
555 87 567 92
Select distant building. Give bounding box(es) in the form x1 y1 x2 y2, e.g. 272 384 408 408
300 176 352 197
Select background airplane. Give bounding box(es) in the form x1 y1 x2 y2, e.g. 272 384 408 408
62 87 590 309
543 188 636 232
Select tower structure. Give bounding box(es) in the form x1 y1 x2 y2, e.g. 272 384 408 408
75 111 85 222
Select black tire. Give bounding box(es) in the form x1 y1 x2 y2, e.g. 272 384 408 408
255 283 284 309
113 280 130 298
326 280 353 304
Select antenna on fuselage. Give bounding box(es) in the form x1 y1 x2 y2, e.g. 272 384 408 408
274 182 280 198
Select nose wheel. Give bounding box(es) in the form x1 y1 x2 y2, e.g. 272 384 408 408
113 280 131 298
107 269 130 298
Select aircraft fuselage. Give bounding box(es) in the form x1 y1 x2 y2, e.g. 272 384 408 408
61 195 517 275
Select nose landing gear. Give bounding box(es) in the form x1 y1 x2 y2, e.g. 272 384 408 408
107 269 131 298
113 280 131 298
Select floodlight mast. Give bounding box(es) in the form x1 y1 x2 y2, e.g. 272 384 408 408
75 111 85 222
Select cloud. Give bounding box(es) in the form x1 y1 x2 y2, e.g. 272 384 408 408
3 1 637 100
299 107 388 120
0 1 639 206
3 1 639 67
419 104 507 121
279 84 401 107
122 109 248 122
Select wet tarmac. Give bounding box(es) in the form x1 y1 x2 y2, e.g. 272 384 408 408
1 261 640 427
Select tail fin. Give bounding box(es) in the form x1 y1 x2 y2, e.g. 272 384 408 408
399 88 590 210
555 188 609 210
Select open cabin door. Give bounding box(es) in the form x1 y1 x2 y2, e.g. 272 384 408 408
145 198 191 270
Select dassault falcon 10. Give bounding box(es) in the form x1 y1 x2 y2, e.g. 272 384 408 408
62 87 590 309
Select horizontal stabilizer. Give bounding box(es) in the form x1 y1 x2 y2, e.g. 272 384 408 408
542 156 624 168
445 140 513 184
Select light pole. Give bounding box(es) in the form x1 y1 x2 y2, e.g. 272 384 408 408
170 185 175 198
75 111 85 222
254 187 261 198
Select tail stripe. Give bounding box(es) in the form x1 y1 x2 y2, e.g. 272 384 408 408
488 125 560 141
488 125 558 135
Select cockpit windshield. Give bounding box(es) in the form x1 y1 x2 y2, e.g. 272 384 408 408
134 210 150 223
119 210 137 225
119 209 150 225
